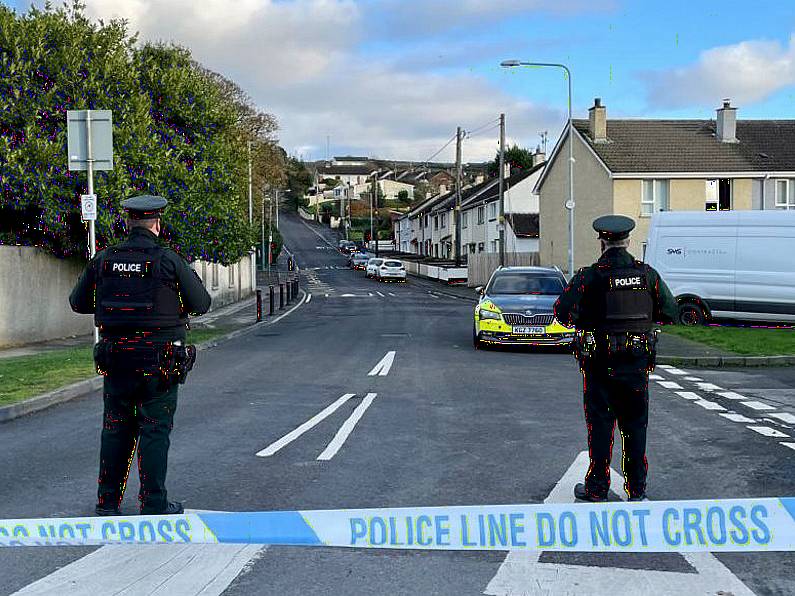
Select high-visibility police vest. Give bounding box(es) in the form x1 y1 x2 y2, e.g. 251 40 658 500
95 246 182 329
591 262 654 334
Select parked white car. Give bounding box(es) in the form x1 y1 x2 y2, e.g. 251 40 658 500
645 210 795 324
377 259 406 281
366 258 384 278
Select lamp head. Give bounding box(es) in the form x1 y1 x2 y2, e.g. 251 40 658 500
500 60 523 68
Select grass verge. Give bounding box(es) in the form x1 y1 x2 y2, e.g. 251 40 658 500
0 327 233 407
663 325 795 356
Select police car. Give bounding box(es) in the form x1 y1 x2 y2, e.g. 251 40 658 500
473 266 575 348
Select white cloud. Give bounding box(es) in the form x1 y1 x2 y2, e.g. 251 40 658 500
641 35 795 108
82 0 564 160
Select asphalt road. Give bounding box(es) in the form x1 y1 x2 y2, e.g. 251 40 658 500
1 212 794 596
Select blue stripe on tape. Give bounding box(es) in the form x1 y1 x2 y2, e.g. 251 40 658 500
781 497 795 523
198 512 322 545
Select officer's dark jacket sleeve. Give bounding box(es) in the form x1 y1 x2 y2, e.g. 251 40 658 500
554 268 588 327
648 267 678 325
165 251 211 316
69 252 103 314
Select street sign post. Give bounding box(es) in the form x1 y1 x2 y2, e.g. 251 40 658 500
68 110 113 343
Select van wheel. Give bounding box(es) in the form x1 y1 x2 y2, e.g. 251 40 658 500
678 302 706 326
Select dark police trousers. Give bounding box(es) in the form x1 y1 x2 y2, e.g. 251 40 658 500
581 355 649 499
97 373 178 513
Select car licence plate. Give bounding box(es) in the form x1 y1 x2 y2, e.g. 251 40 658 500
513 326 545 335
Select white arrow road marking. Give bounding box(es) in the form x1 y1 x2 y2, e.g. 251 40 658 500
317 393 377 461
484 451 755 596
11 542 264 596
368 351 396 376
256 394 356 457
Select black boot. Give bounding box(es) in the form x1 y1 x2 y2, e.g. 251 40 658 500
574 483 607 503
95 504 122 516
142 501 184 515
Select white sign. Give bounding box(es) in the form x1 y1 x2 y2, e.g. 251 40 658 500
81 194 97 221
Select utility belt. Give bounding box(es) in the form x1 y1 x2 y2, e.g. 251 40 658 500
94 338 196 384
574 330 658 368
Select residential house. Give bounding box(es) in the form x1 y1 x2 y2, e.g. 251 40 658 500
316 156 377 187
537 98 795 271
460 159 545 256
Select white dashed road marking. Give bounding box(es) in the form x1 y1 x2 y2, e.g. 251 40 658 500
720 413 757 423
665 368 687 375
317 393 377 461
683 376 703 381
675 391 701 400
739 400 776 411
649 374 664 380
305 293 312 304
657 381 683 390
696 382 723 391
747 426 790 438
768 412 795 424
693 399 726 411
781 442 795 451
717 391 749 400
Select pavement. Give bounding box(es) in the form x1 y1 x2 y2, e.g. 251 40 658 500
1 212 794 596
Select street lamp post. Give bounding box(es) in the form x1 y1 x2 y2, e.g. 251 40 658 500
500 60 575 277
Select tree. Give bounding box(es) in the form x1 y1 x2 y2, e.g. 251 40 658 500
284 157 312 210
487 144 534 177
397 189 410 204
0 2 283 264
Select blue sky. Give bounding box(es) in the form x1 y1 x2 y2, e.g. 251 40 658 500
7 0 795 161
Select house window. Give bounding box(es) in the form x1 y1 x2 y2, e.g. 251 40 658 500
775 179 795 209
641 180 670 216
462 211 469 229
211 263 219 289
706 179 731 211
434 216 439 230
477 242 485 253
488 202 497 221
440 213 447 228
490 239 498 252
425 214 429 228
469 243 475 254
477 206 485 224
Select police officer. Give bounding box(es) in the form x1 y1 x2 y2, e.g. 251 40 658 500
69 195 211 516
554 215 677 502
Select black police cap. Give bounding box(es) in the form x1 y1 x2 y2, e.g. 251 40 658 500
121 195 168 219
593 214 635 240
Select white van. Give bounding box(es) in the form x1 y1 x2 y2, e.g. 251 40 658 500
645 210 795 325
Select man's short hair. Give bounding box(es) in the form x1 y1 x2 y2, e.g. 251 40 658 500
128 216 159 230
602 237 631 250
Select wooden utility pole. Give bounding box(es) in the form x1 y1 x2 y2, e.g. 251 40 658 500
371 172 378 257
498 113 506 267
454 126 463 266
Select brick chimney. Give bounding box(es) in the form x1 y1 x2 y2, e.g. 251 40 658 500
588 97 607 143
532 145 546 167
716 99 737 143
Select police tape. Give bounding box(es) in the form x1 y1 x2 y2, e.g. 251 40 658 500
1 498 794 552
